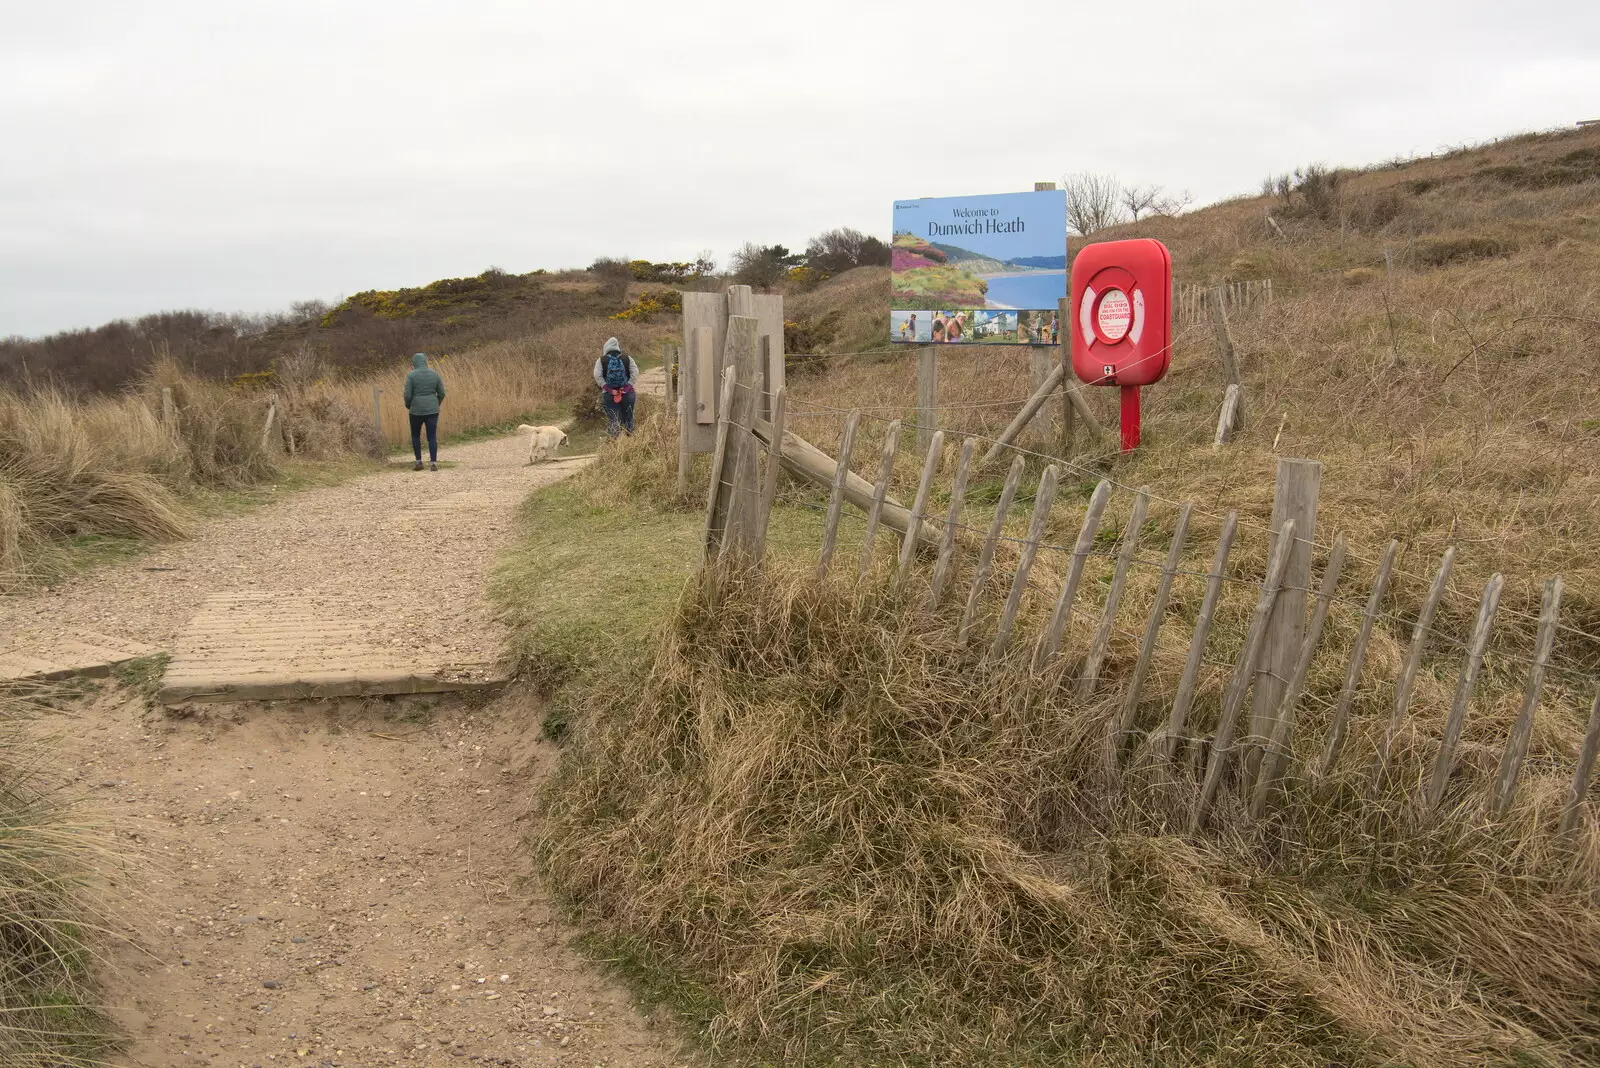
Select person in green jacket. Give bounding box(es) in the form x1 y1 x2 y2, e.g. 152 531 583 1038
402 352 446 470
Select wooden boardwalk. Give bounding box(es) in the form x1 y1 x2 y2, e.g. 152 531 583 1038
158 591 506 703
0 631 157 683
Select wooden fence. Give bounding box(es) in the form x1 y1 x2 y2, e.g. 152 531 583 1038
1177 279 1272 327
698 370 1600 839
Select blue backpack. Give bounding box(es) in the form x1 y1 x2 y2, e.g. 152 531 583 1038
602 351 629 389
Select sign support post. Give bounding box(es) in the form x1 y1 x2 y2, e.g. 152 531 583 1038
1120 386 1141 453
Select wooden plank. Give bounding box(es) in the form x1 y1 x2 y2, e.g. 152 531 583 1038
692 327 715 425
698 367 739 569
894 431 945 594
957 457 1025 645
1214 383 1241 448
1316 539 1398 779
929 437 976 607
1191 518 1296 831
1423 572 1504 813
1034 480 1114 669
858 420 903 578
1113 502 1193 751
917 346 938 451
1076 490 1152 699
1165 511 1238 760
720 316 762 560
988 466 1060 659
1246 459 1321 788
817 410 862 578
1489 576 1563 817
752 292 785 410
1250 535 1349 818
1560 685 1600 836
160 670 506 704
751 386 787 562
1370 547 1456 797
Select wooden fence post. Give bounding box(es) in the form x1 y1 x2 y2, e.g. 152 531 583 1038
698 367 740 570
1560 685 1600 836
817 411 862 578
1490 577 1563 818
894 431 945 594
1208 287 1242 427
261 394 279 454
371 386 383 445
1058 296 1074 453
1246 459 1321 788
858 420 903 577
1113 501 1193 750
929 437 976 607
1077 490 1151 699
1370 547 1456 796
161 387 176 430
1165 512 1239 760
751 386 787 562
917 346 938 451
1035 481 1114 669
957 457 1025 645
989 466 1061 659
1192 518 1296 831
1423 572 1504 813
1214 384 1241 448
1030 345 1053 441
1316 539 1399 779
1250 535 1348 818
718 316 763 559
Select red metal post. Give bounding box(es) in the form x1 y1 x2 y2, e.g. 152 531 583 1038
1120 385 1141 452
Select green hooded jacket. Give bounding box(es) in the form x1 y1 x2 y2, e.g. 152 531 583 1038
402 353 446 416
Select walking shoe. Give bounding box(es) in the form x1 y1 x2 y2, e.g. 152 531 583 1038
413 461 424 471
429 461 438 471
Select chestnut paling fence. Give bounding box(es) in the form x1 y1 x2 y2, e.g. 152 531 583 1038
695 321 1600 844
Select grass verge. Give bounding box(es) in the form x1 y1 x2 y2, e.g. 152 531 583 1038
0 685 123 1066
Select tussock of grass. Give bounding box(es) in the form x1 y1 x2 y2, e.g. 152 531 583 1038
0 687 123 1066
538 564 1600 1067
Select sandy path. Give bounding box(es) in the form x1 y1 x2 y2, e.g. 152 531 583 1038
6 427 691 1067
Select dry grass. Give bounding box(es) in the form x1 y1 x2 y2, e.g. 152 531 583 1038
539 562 1600 1067
531 126 1600 1066
0 686 124 1066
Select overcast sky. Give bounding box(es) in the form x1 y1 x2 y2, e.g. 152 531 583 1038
3 0 1597 337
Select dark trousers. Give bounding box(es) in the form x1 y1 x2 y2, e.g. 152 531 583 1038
409 413 439 462
602 390 636 437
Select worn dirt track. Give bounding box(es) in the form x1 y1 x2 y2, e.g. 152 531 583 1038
10 425 690 1067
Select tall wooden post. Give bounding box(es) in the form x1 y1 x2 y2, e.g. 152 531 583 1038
1245 459 1321 787
720 315 762 559
1058 295 1074 453
917 346 938 450
1029 346 1052 442
161 387 176 429
1208 287 1243 429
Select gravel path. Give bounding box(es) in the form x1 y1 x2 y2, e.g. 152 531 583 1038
7 425 693 1066
2 431 584 667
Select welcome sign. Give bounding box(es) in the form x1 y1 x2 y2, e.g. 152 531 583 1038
890 189 1067 346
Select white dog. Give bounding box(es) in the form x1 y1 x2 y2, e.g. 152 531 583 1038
516 424 569 464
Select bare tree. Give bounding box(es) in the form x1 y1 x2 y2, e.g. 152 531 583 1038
1121 184 1162 221
1062 172 1127 235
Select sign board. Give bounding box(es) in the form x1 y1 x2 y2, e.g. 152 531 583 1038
890 189 1067 346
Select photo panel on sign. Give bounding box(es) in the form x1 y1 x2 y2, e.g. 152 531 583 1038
890 310 935 344
1019 308 1061 346
972 309 1018 343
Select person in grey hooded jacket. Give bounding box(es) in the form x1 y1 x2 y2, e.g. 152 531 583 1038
593 337 639 437
402 352 446 470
